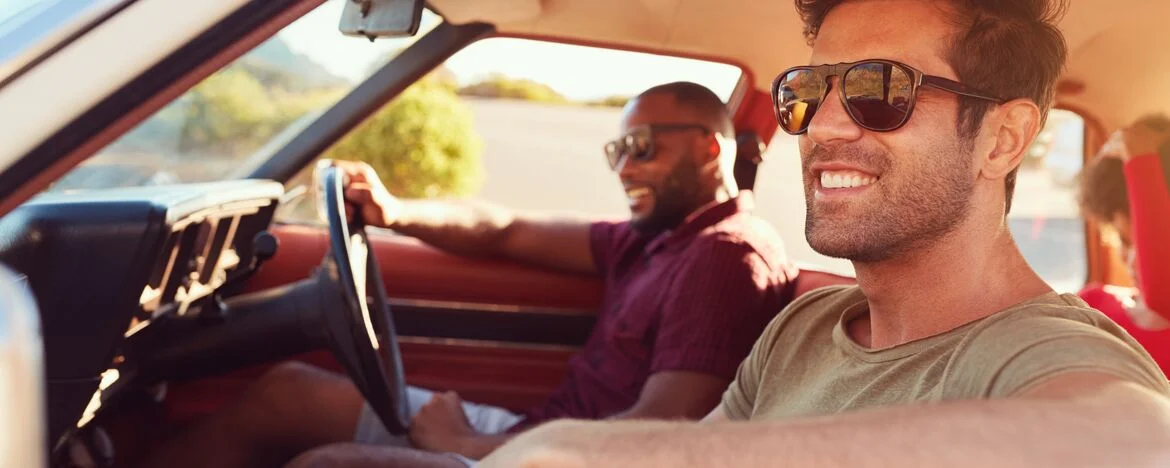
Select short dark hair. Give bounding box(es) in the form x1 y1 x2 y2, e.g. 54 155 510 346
795 0 1069 214
1077 157 1129 225
639 81 736 138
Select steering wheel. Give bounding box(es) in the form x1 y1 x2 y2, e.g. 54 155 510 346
317 163 410 435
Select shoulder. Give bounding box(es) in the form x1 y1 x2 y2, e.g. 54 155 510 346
962 293 1130 346
948 293 1167 397
693 212 790 269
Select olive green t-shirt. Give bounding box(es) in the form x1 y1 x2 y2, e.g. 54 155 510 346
721 285 1170 420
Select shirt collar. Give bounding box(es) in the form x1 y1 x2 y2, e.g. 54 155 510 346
644 190 754 255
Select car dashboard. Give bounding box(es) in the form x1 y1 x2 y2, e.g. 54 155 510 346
0 179 284 451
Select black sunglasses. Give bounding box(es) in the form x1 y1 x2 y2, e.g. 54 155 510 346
772 59 1005 135
603 124 711 171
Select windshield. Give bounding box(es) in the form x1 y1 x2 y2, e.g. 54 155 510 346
44 1 441 192
0 0 125 83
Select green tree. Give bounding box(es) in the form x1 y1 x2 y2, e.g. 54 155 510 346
322 78 483 199
173 66 344 156
458 73 568 104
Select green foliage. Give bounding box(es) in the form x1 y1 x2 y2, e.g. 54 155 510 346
322 77 483 199
169 65 345 155
586 95 631 108
458 73 568 104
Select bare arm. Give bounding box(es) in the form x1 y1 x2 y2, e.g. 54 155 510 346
386 200 596 274
427 372 730 460
335 160 596 274
480 373 1170 468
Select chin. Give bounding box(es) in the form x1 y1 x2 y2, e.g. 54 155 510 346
806 224 897 263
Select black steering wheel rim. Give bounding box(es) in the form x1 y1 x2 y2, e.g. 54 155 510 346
320 164 410 435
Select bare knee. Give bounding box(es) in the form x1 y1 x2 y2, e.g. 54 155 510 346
247 361 348 411
235 361 364 446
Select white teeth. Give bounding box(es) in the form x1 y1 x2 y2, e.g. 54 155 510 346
626 188 650 198
820 171 877 189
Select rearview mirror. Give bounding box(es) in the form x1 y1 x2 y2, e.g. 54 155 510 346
339 0 425 40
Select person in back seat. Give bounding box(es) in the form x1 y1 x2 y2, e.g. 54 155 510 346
140 81 797 468
1077 114 1170 372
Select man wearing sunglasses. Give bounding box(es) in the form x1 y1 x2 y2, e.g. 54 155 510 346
478 0 1170 466
145 81 798 468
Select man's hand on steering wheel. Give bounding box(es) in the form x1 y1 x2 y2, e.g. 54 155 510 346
329 160 402 228
314 159 411 435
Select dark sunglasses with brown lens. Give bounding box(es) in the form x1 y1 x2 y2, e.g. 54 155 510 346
772 59 1006 135
603 124 711 171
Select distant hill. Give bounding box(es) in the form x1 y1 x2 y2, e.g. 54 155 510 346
237 37 349 91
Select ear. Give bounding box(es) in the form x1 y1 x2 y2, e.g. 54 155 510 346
695 132 723 166
980 99 1042 181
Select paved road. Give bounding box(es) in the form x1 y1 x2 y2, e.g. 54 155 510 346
466 98 1087 291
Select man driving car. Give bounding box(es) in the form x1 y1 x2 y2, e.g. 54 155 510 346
467 0 1170 466
140 81 797 468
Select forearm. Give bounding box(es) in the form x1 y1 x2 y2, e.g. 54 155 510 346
491 384 1170 468
389 200 517 258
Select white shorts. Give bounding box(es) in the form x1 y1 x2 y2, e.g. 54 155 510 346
353 386 524 465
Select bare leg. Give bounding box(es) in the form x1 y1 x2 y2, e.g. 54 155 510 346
138 361 365 468
285 443 469 468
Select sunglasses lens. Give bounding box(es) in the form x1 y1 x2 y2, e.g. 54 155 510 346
843 62 914 131
627 133 651 162
604 141 621 169
604 131 653 170
776 69 826 134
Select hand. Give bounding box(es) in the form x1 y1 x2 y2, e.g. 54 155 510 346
1099 117 1170 161
326 159 402 228
409 391 478 454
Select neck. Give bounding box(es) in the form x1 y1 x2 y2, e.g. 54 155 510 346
850 217 1052 349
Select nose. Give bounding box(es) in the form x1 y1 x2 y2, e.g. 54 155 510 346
616 153 639 179
805 76 864 146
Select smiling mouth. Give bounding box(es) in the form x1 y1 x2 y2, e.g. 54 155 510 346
626 187 651 199
819 170 878 189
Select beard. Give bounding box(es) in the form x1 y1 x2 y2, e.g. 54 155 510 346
802 139 975 263
629 153 706 234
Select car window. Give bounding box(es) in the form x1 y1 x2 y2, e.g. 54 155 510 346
42 1 442 193
1009 109 1086 293
753 109 1088 286
276 37 744 224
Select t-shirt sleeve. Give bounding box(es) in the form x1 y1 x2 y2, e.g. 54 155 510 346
948 309 1170 398
589 220 627 276
649 237 788 383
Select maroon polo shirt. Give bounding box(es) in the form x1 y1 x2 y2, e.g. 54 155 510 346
511 191 796 430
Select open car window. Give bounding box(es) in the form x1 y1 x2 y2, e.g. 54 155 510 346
276 37 744 224
40 1 442 193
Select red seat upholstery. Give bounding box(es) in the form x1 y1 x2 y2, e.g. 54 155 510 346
793 267 856 298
